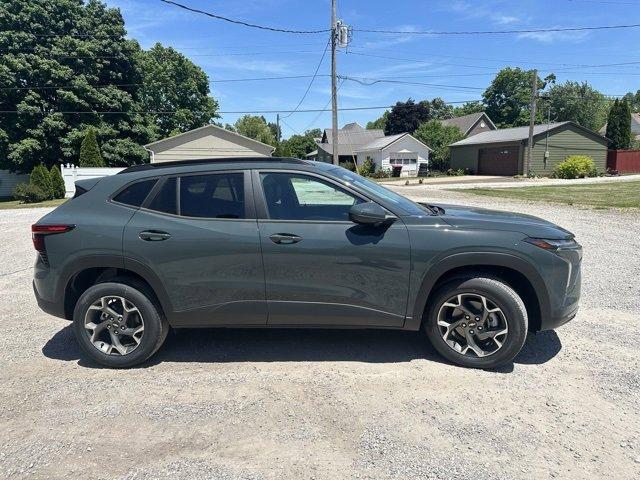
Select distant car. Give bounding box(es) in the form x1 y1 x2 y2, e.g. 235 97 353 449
32 158 582 369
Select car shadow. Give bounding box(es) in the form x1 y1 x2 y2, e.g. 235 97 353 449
42 324 562 372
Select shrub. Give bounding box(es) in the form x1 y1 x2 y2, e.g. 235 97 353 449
29 164 54 199
79 128 105 167
13 183 49 203
370 169 391 179
358 158 375 176
49 165 66 199
553 156 597 179
340 161 356 172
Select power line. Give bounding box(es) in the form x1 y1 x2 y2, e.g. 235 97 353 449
160 0 329 34
353 23 640 35
281 38 331 119
0 101 480 116
339 75 484 91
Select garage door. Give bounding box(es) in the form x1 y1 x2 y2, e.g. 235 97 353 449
478 146 519 176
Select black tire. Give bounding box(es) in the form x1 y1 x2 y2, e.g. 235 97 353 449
72 280 169 368
424 275 528 369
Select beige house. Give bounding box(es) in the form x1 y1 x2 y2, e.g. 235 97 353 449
440 112 496 138
144 124 275 163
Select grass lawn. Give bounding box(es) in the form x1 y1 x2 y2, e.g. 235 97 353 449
0 198 67 210
462 180 640 209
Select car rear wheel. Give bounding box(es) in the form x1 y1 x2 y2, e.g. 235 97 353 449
73 280 168 368
424 276 528 369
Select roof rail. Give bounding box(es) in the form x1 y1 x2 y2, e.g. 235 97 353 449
117 157 309 174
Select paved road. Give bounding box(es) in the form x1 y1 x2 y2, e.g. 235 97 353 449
1 192 639 480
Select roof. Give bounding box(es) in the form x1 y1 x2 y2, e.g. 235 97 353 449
449 121 608 147
355 133 433 152
144 124 276 153
440 112 496 135
317 123 385 156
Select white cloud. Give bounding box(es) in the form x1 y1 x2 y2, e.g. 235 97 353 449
494 15 520 25
517 30 590 44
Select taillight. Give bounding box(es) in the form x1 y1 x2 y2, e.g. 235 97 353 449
31 224 75 253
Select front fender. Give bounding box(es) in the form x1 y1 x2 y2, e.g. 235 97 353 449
405 251 551 331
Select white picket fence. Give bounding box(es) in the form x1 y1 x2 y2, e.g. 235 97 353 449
61 164 124 197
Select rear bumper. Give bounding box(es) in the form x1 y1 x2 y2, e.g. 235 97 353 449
33 280 65 319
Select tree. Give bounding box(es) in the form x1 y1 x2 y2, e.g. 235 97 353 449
278 134 317 159
606 99 632 150
544 81 608 131
234 115 276 145
482 68 550 128
304 128 322 139
414 120 464 171
622 90 640 113
29 164 54 199
367 111 389 130
49 165 66 199
78 128 105 166
384 99 431 135
453 101 485 117
138 43 219 140
0 0 153 171
268 121 281 142
429 97 454 120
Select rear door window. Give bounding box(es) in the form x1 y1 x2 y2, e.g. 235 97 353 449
113 179 157 207
180 173 245 219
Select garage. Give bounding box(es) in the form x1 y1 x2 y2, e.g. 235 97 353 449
449 121 608 176
478 146 519 175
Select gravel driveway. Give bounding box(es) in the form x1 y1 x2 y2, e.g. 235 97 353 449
1 191 639 480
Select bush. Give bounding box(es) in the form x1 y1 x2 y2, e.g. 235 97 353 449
340 161 356 172
358 158 375 176
30 164 54 199
79 128 105 167
553 156 597 179
49 165 66 199
13 183 50 203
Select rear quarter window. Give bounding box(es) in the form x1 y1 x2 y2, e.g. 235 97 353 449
113 179 157 207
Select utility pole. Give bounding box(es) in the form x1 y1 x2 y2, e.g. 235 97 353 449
525 68 538 177
330 0 339 165
276 113 281 143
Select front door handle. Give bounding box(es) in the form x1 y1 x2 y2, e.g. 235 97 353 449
269 233 302 245
139 230 171 241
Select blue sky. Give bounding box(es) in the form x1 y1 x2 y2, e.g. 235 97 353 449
106 0 640 138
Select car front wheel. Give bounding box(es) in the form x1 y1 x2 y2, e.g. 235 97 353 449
425 275 528 369
73 280 168 368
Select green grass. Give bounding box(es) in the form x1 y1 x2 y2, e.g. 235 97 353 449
0 198 67 210
461 180 640 209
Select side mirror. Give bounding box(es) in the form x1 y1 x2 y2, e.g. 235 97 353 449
349 202 395 225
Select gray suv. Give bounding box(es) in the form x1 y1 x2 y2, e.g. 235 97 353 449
32 158 582 369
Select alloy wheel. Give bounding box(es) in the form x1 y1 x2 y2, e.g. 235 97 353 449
437 293 508 358
84 296 144 355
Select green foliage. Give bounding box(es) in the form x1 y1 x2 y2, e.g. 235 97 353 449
622 90 640 113
384 99 432 135
367 111 389 130
544 81 608 131
304 128 322 139
414 120 464 171
79 129 105 167
30 164 54 198
428 98 454 120
482 68 548 128
340 161 356 172
358 158 375 177
49 165 66 199
138 43 219 139
606 99 632 150
0 1 219 171
13 183 49 204
234 115 276 146
453 101 485 117
278 134 317 158
553 156 597 179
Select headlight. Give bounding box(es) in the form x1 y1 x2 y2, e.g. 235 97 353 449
524 237 581 251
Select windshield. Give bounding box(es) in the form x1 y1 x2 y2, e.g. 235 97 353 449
327 167 429 216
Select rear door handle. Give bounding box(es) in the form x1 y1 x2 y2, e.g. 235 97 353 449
269 233 302 244
139 230 171 241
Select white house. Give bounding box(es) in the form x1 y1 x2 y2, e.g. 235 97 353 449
355 133 431 176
